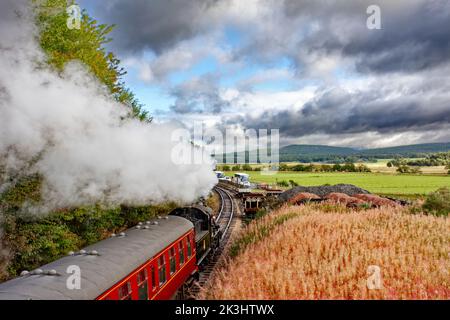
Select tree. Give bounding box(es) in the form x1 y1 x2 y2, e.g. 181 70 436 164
34 0 151 122
289 180 298 187
231 164 241 171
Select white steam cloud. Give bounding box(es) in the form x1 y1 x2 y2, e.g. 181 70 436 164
0 0 217 212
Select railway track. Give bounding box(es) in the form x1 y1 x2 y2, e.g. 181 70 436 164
188 186 238 298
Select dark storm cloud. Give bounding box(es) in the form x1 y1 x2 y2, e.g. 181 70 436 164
80 0 450 144
281 0 450 74
82 0 219 54
229 86 450 138
82 0 450 73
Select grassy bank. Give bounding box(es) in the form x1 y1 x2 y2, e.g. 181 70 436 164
205 205 450 300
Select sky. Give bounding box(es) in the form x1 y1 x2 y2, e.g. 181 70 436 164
79 0 450 148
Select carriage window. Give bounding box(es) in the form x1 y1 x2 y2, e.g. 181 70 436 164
169 247 176 275
187 237 192 258
119 281 132 300
158 256 166 285
150 265 156 290
179 241 185 265
137 269 148 300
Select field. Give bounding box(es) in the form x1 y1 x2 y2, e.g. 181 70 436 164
225 171 449 196
204 205 450 300
360 159 448 174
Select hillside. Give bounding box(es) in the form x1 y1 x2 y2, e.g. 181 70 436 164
216 143 450 163
358 143 450 158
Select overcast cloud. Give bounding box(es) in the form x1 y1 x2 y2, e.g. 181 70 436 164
82 0 450 147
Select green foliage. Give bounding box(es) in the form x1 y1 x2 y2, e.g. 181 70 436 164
34 0 151 122
390 153 450 168
276 143 450 163
0 0 167 281
406 152 450 167
5 221 81 277
275 162 370 173
231 171 449 196
0 175 42 213
289 180 299 187
277 180 290 187
231 164 241 171
421 187 450 217
396 165 421 174
1 201 178 280
356 164 371 172
241 164 252 171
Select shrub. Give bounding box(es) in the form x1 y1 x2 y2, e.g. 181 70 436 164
421 187 450 217
289 180 299 187
277 180 290 187
397 165 421 174
5 222 81 278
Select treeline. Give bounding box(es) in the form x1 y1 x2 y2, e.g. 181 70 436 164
278 163 371 173
217 163 371 173
388 152 450 167
279 154 377 164
218 164 261 172
387 152 450 174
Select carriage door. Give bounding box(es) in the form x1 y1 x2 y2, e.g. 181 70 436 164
137 268 148 300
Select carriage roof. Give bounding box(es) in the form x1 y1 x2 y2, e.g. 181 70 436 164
0 215 193 300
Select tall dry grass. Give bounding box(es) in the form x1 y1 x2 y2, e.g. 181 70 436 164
204 205 449 300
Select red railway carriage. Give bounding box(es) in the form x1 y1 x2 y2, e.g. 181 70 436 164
0 215 199 300
97 226 197 300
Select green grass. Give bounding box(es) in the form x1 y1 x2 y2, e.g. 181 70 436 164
227 171 449 195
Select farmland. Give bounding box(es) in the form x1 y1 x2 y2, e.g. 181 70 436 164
224 171 449 196
204 205 450 300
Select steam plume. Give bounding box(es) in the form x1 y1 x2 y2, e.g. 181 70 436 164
0 0 217 214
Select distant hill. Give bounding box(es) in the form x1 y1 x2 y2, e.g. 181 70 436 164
357 143 450 158
215 143 450 163
280 145 356 162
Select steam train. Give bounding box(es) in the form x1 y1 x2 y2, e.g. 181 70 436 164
0 205 220 300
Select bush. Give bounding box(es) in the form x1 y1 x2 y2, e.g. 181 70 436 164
396 165 421 174
5 222 81 277
277 180 290 187
421 187 450 217
289 180 298 187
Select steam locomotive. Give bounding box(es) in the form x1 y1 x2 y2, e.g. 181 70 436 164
0 205 220 300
